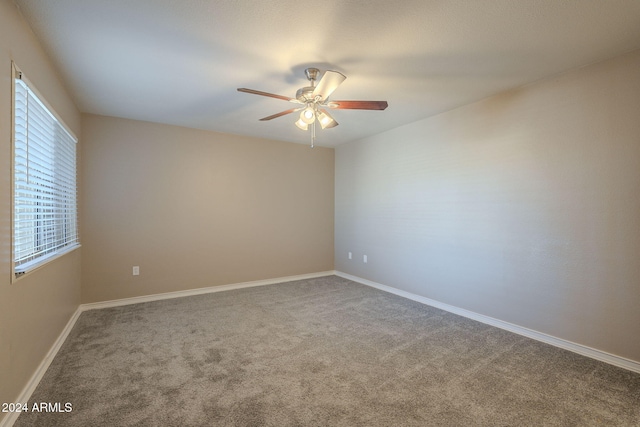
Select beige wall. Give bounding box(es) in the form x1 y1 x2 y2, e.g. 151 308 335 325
0 0 82 420
335 49 640 363
80 115 334 303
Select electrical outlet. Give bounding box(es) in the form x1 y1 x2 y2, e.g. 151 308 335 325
363 255 368 263
133 266 140 276
348 252 352 259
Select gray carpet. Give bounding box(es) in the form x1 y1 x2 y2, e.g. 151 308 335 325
15 276 640 426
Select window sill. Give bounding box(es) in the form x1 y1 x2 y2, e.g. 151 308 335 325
13 244 81 283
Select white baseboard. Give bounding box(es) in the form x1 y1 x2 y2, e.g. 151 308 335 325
335 271 640 374
1 307 82 427
80 270 336 311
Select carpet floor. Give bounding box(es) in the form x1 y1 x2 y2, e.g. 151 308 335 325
15 275 640 426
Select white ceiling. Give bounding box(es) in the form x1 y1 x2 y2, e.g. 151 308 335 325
14 0 640 147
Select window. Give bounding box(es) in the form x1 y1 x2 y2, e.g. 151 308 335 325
12 64 79 279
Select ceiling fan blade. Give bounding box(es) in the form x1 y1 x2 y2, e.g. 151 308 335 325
237 88 297 103
326 100 388 110
312 70 346 101
259 108 302 121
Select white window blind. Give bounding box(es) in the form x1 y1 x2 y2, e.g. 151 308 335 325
13 72 79 276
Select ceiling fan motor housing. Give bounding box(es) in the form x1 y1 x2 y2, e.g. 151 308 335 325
296 86 316 102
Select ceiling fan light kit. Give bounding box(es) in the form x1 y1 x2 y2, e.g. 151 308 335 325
318 110 337 129
301 105 316 124
294 117 308 131
238 68 388 148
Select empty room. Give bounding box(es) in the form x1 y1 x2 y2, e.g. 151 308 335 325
1 0 640 425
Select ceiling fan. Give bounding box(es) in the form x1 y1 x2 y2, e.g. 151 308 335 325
238 68 388 147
